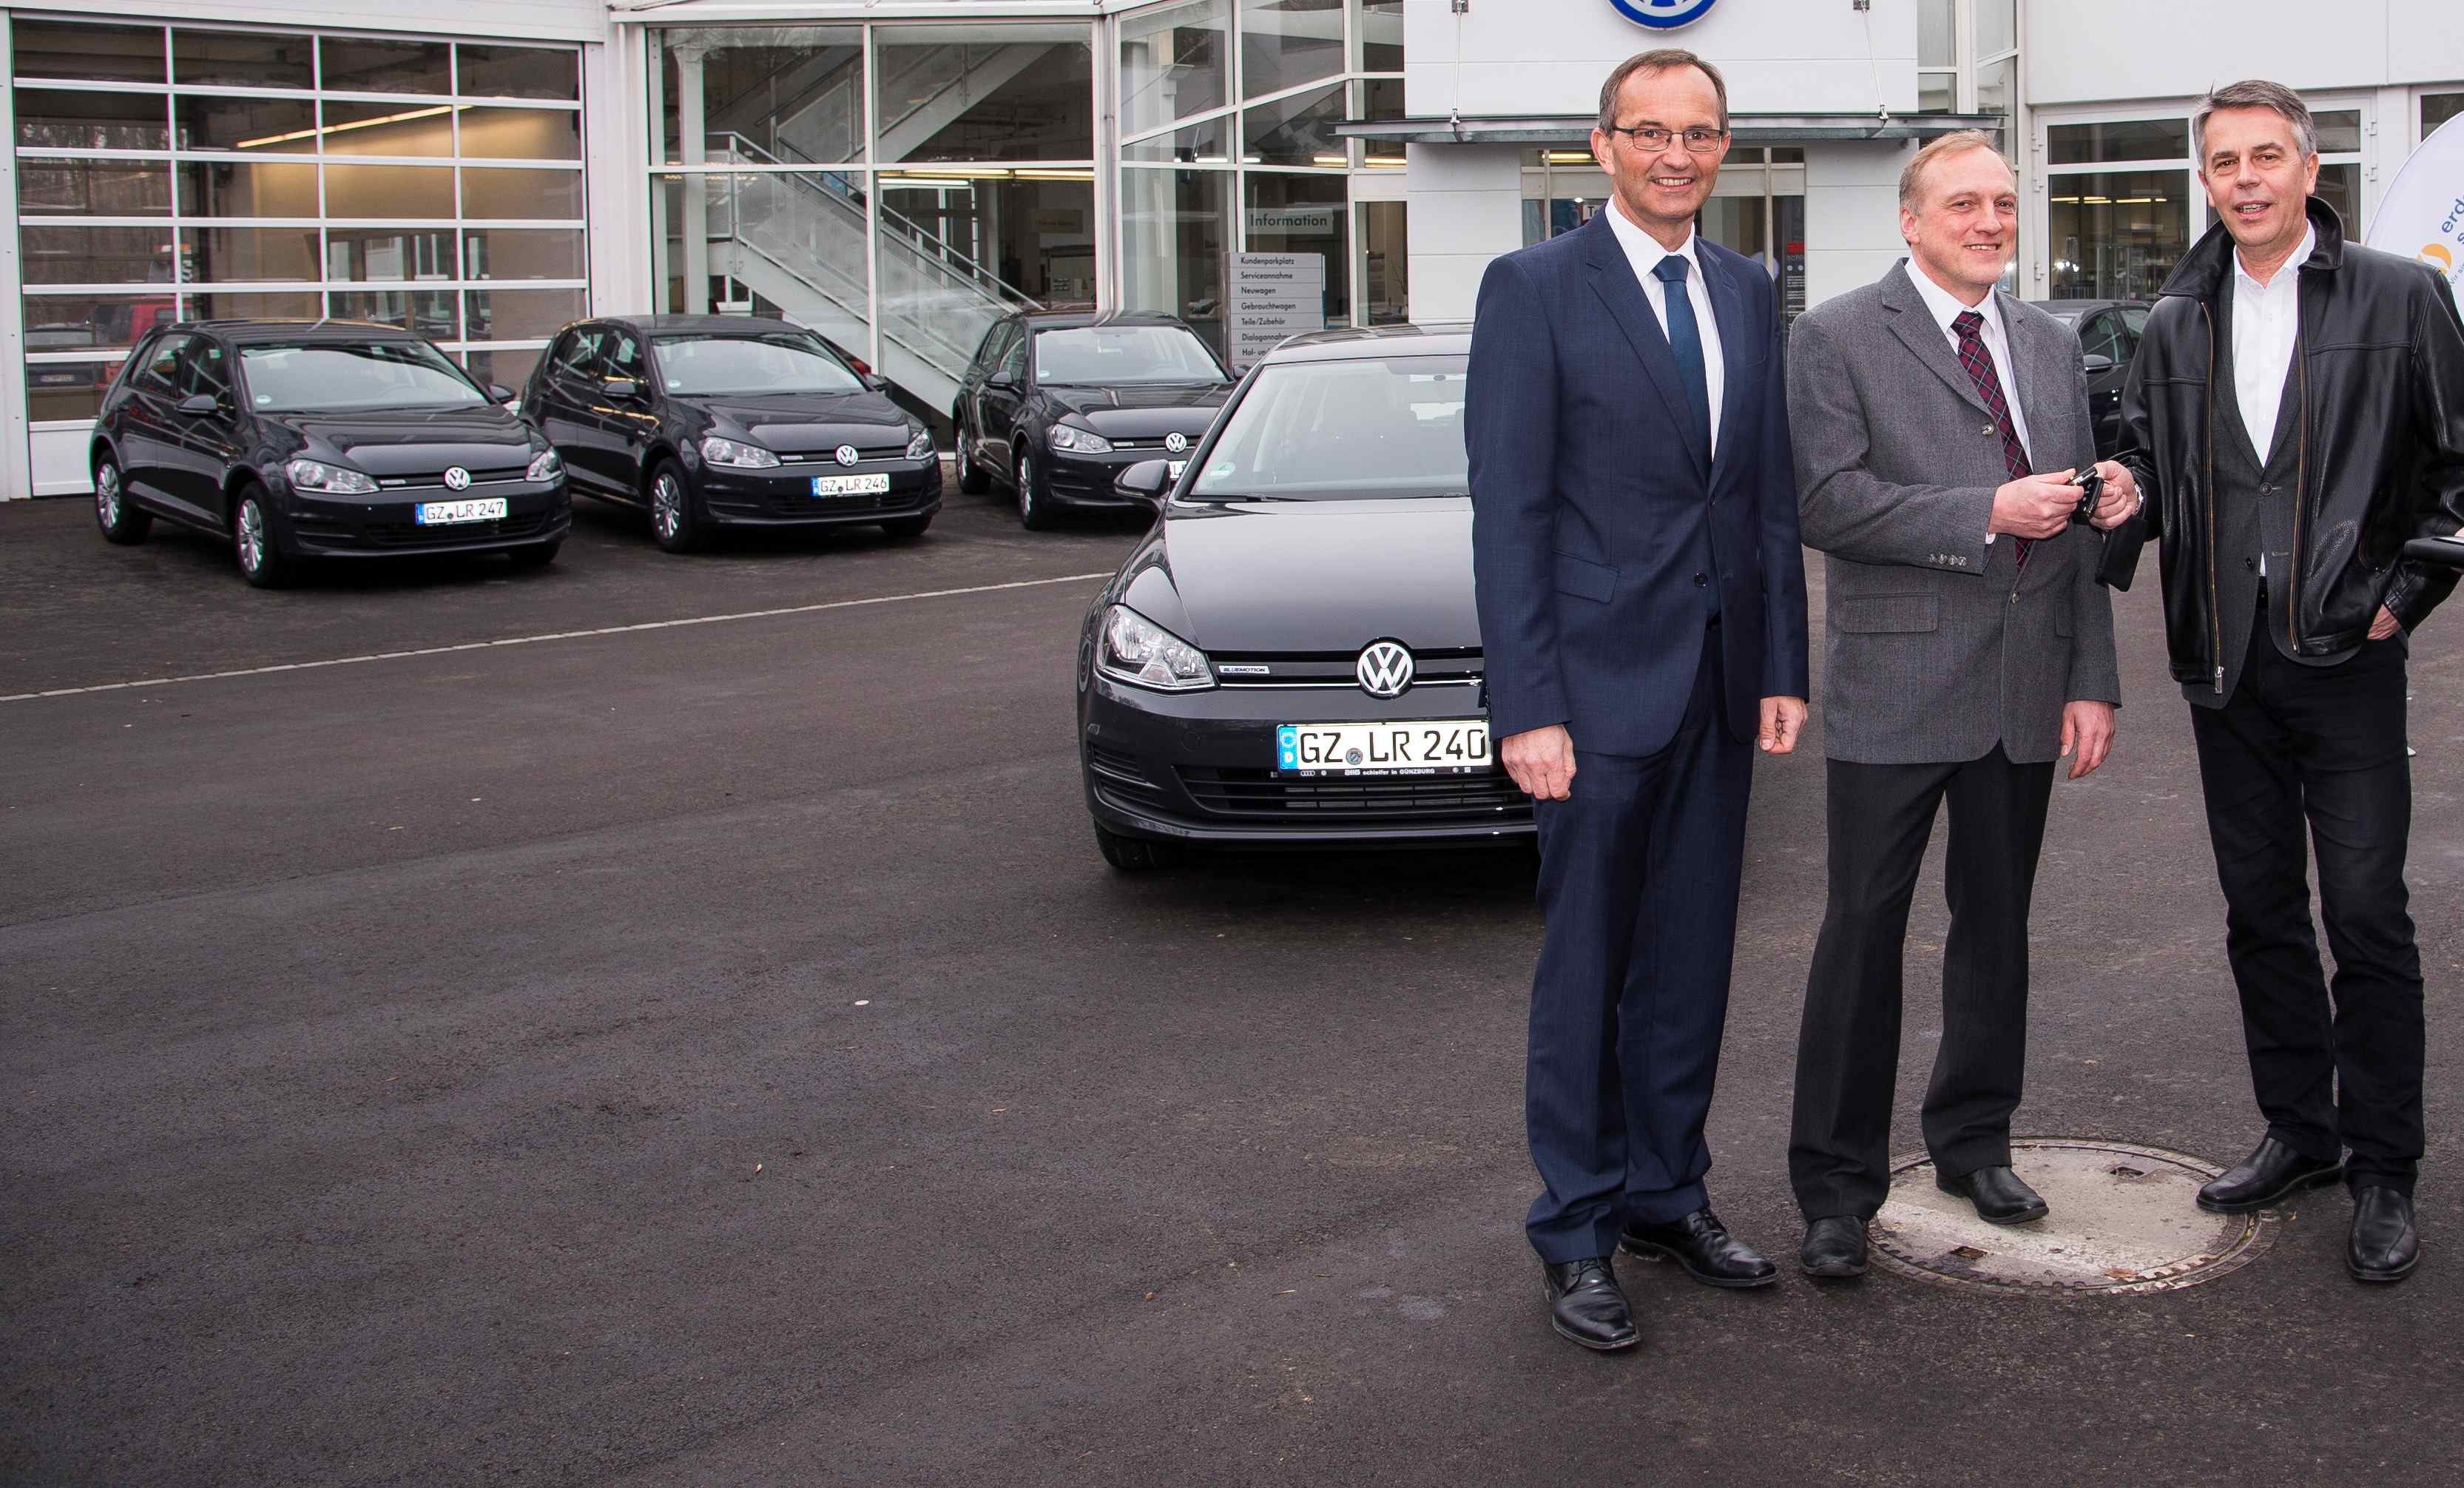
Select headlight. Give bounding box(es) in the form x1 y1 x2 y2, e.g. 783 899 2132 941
526 447 564 482
700 434 780 468
905 428 935 459
284 458 377 494
1097 605 1213 692
1047 423 1113 455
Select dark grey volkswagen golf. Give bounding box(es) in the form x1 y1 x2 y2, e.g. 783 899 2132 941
1075 325 1530 870
90 320 569 588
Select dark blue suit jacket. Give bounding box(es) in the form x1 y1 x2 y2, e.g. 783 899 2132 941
1468 211 1810 755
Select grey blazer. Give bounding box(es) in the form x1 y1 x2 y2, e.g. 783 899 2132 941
1788 261 2122 766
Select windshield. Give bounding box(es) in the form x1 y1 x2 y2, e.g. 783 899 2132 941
1034 325 1223 386
238 341 487 413
650 332 863 396
1190 354 1468 501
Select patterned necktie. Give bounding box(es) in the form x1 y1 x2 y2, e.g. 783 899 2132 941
1951 309 2031 570
1653 255 1712 461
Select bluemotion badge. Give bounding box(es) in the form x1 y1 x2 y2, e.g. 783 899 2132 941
1608 0 1721 28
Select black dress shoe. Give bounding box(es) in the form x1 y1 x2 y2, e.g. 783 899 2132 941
1936 1165 2049 1225
2349 1186 2420 1284
1620 1207 1778 1289
2198 1136 2345 1213
1542 1257 1639 1352
1799 1216 1868 1278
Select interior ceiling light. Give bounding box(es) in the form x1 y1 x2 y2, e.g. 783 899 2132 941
235 102 465 152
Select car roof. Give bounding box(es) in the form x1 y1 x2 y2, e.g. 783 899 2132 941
605 314 822 335
1009 309 1189 332
2038 299 2149 313
1257 323 1474 363
170 319 421 345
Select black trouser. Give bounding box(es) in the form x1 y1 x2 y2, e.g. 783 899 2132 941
2188 605 2422 1194
1789 746 2054 1221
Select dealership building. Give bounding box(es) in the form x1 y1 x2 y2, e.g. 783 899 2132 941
4 0 2460 499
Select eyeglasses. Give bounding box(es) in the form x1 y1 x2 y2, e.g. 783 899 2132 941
1604 123 1727 155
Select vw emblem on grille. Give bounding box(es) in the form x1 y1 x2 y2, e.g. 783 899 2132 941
1355 640 1414 698
1164 432 1189 454
834 445 860 466
442 466 471 491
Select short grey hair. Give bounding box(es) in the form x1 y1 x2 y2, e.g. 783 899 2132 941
1897 129 2011 210
1596 48 1729 134
2192 79 2318 166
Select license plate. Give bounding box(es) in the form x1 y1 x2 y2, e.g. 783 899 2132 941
1167 460 1187 479
414 497 507 525
1276 718 1491 776
812 474 891 496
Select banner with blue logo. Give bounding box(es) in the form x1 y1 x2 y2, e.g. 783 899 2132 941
1609 0 1721 28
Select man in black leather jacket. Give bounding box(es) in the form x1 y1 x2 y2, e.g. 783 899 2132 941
2114 80 2464 1285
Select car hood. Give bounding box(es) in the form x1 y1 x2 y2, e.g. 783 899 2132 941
1148 499 1479 653
1042 383 1229 439
690 391 912 454
280 405 537 477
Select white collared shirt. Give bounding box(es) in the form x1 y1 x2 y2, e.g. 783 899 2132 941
1605 197 1724 459
1903 257 2034 462
2232 222 2312 463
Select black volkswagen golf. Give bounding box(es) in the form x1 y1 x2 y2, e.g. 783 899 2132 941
951 310 1234 530
90 320 570 587
523 315 942 553
1076 326 1529 870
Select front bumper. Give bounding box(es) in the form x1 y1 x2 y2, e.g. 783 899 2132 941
278 479 571 557
1042 444 1179 509
698 454 943 526
1079 671 1531 846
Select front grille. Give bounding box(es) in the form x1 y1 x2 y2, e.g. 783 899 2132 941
358 509 558 547
1209 648 1485 688
377 467 528 491
779 448 905 465
1176 765 1529 825
709 488 930 519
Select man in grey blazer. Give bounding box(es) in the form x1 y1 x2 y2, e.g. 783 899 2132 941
1783 131 2136 1277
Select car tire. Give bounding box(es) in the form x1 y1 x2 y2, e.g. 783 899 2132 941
648 459 703 553
1095 824 1182 872
954 414 990 494
94 456 151 545
879 514 932 541
1016 445 1053 531
508 539 561 570
232 484 291 589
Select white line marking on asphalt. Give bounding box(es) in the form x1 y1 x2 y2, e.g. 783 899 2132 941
2 571 1113 704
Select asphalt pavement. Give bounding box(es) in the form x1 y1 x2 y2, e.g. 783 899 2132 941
5 485 2463 1486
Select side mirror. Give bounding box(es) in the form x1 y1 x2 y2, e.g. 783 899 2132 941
485 382 515 403
175 392 221 417
1115 458 1173 503
2081 352 2116 374
602 377 641 401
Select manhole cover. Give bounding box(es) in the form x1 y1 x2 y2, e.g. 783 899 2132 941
1869 1139 2273 1296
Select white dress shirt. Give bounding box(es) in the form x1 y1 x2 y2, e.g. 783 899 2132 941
1903 257 2034 544
1903 257 2033 462
1605 197 1724 459
2230 222 2312 576
2232 222 2310 462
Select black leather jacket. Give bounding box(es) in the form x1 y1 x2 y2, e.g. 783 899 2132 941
2116 198 2464 693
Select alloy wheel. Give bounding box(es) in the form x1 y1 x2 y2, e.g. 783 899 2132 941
1017 453 1036 522
652 472 683 542
95 463 121 528
237 499 267 575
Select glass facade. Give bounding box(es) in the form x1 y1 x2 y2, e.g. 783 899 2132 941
1517 149 1808 323
649 0 1407 397
12 16 587 424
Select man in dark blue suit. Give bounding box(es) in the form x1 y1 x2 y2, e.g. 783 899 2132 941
1467 47 1810 1353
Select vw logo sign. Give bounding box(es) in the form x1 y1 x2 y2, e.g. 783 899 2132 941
1355 640 1415 698
1609 0 1720 28
442 466 471 491
1164 431 1189 454
834 445 860 467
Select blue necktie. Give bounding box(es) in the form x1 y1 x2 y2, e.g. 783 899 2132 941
1653 255 1712 462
